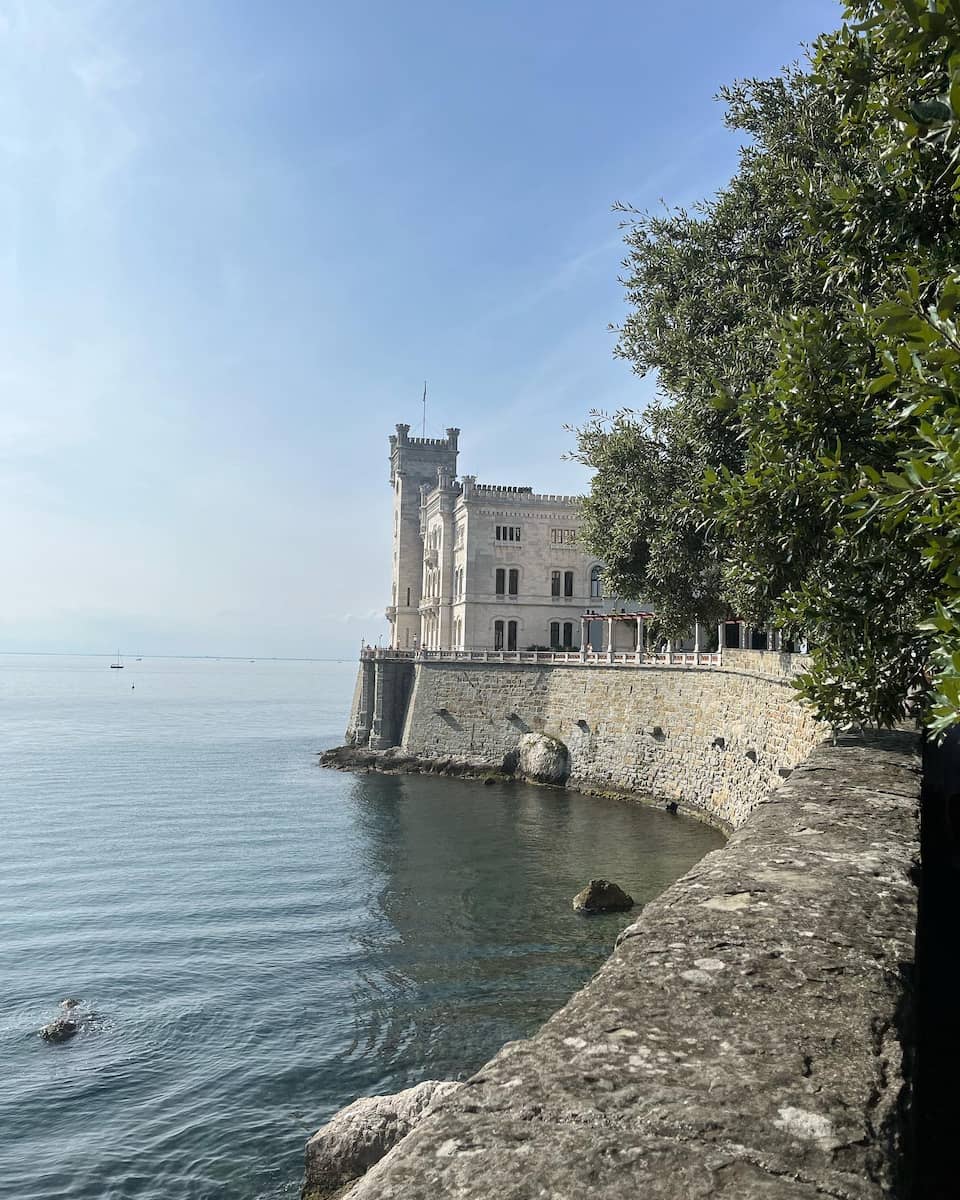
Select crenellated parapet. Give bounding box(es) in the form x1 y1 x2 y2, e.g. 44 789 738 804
462 484 581 506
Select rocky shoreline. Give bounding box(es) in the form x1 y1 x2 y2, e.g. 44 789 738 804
318 742 732 833
318 743 513 783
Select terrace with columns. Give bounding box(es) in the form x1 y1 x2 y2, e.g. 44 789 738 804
362 613 796 668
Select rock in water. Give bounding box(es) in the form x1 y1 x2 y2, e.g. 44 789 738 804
303 1079 461 1200
518 732 569 786
572 878 634 914
39 1017 79 1043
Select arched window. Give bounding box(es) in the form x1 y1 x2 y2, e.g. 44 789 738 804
563 571 574 598
562 622 573 649
550 621 560 648
507 621 518 651
508 568 519 596
495 568 506 595
494 620 505 650
590 565 602 598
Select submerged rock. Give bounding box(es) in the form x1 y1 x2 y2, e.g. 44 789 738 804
39 1017 79 1043
59 997 81 1010
303 1079 461 1200
572 878 634 914
518 732 569 786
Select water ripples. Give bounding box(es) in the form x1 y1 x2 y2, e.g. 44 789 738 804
2 656 723 1199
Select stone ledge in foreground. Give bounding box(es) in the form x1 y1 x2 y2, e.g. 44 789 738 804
338 730 921 1200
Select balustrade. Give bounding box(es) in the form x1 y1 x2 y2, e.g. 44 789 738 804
359 646 724 668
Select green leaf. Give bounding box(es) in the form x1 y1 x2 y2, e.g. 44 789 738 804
939 275 960 319
867 373 899 394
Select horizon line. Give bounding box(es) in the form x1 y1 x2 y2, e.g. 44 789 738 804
0 651 355 663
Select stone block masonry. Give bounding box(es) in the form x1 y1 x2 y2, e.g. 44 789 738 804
337 730 921 1200
396 660 826 827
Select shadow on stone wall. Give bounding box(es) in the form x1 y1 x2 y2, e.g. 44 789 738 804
914 728 960 1200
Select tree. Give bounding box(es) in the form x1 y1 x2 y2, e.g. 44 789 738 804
575 0 960 731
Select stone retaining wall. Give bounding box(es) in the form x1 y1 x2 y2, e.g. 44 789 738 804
399 661 826 828
721 648 811 679
340 730 922 1200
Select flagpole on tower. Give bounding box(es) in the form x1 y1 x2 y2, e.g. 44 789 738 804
422 381 427 437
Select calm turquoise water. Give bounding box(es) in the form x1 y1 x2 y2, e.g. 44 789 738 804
1 655 723 1199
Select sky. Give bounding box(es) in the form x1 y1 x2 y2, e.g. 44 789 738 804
0 0 842 659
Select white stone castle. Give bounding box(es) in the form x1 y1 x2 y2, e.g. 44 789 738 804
386 423 640 653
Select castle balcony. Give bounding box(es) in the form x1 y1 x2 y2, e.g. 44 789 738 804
385 606 397 621
423 549 438 567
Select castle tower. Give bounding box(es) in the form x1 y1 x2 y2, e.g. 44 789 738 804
387 424 459 649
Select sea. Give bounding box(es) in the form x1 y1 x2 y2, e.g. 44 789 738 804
0 654 723 1200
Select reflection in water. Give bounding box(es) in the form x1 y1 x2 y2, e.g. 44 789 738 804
0 654 723 1200
341 773 723 1087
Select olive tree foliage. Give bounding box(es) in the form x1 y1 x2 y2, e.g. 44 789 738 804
574 67 846 632
574 0 960 731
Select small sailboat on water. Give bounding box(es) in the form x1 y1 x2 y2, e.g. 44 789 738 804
110 650 124 670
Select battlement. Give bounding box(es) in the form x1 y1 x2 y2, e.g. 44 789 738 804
457 475 581 506
473 484 534 494
390 424 460 486
390 423 460 450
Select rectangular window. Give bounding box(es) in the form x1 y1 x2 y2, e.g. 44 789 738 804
550 621 560 648
507 620 518 651
495 526 521 542
551 570 561 597
551 528 577 545
563 622 573 649
406 587 411 606
564 571 574 598
495 568 506 595
494 620 505 651
508 568 519 596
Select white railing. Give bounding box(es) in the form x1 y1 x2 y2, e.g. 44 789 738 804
359 646 723 668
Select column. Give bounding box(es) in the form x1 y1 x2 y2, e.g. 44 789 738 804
606 616 614 663
580 616 588 662
636 615 644 663
693 621 701 664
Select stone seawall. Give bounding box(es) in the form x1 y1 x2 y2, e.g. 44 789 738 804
721 647 811 679
335 730 922 1200
398 661 826 828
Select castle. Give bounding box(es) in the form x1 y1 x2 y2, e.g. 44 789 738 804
386 423 635 653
